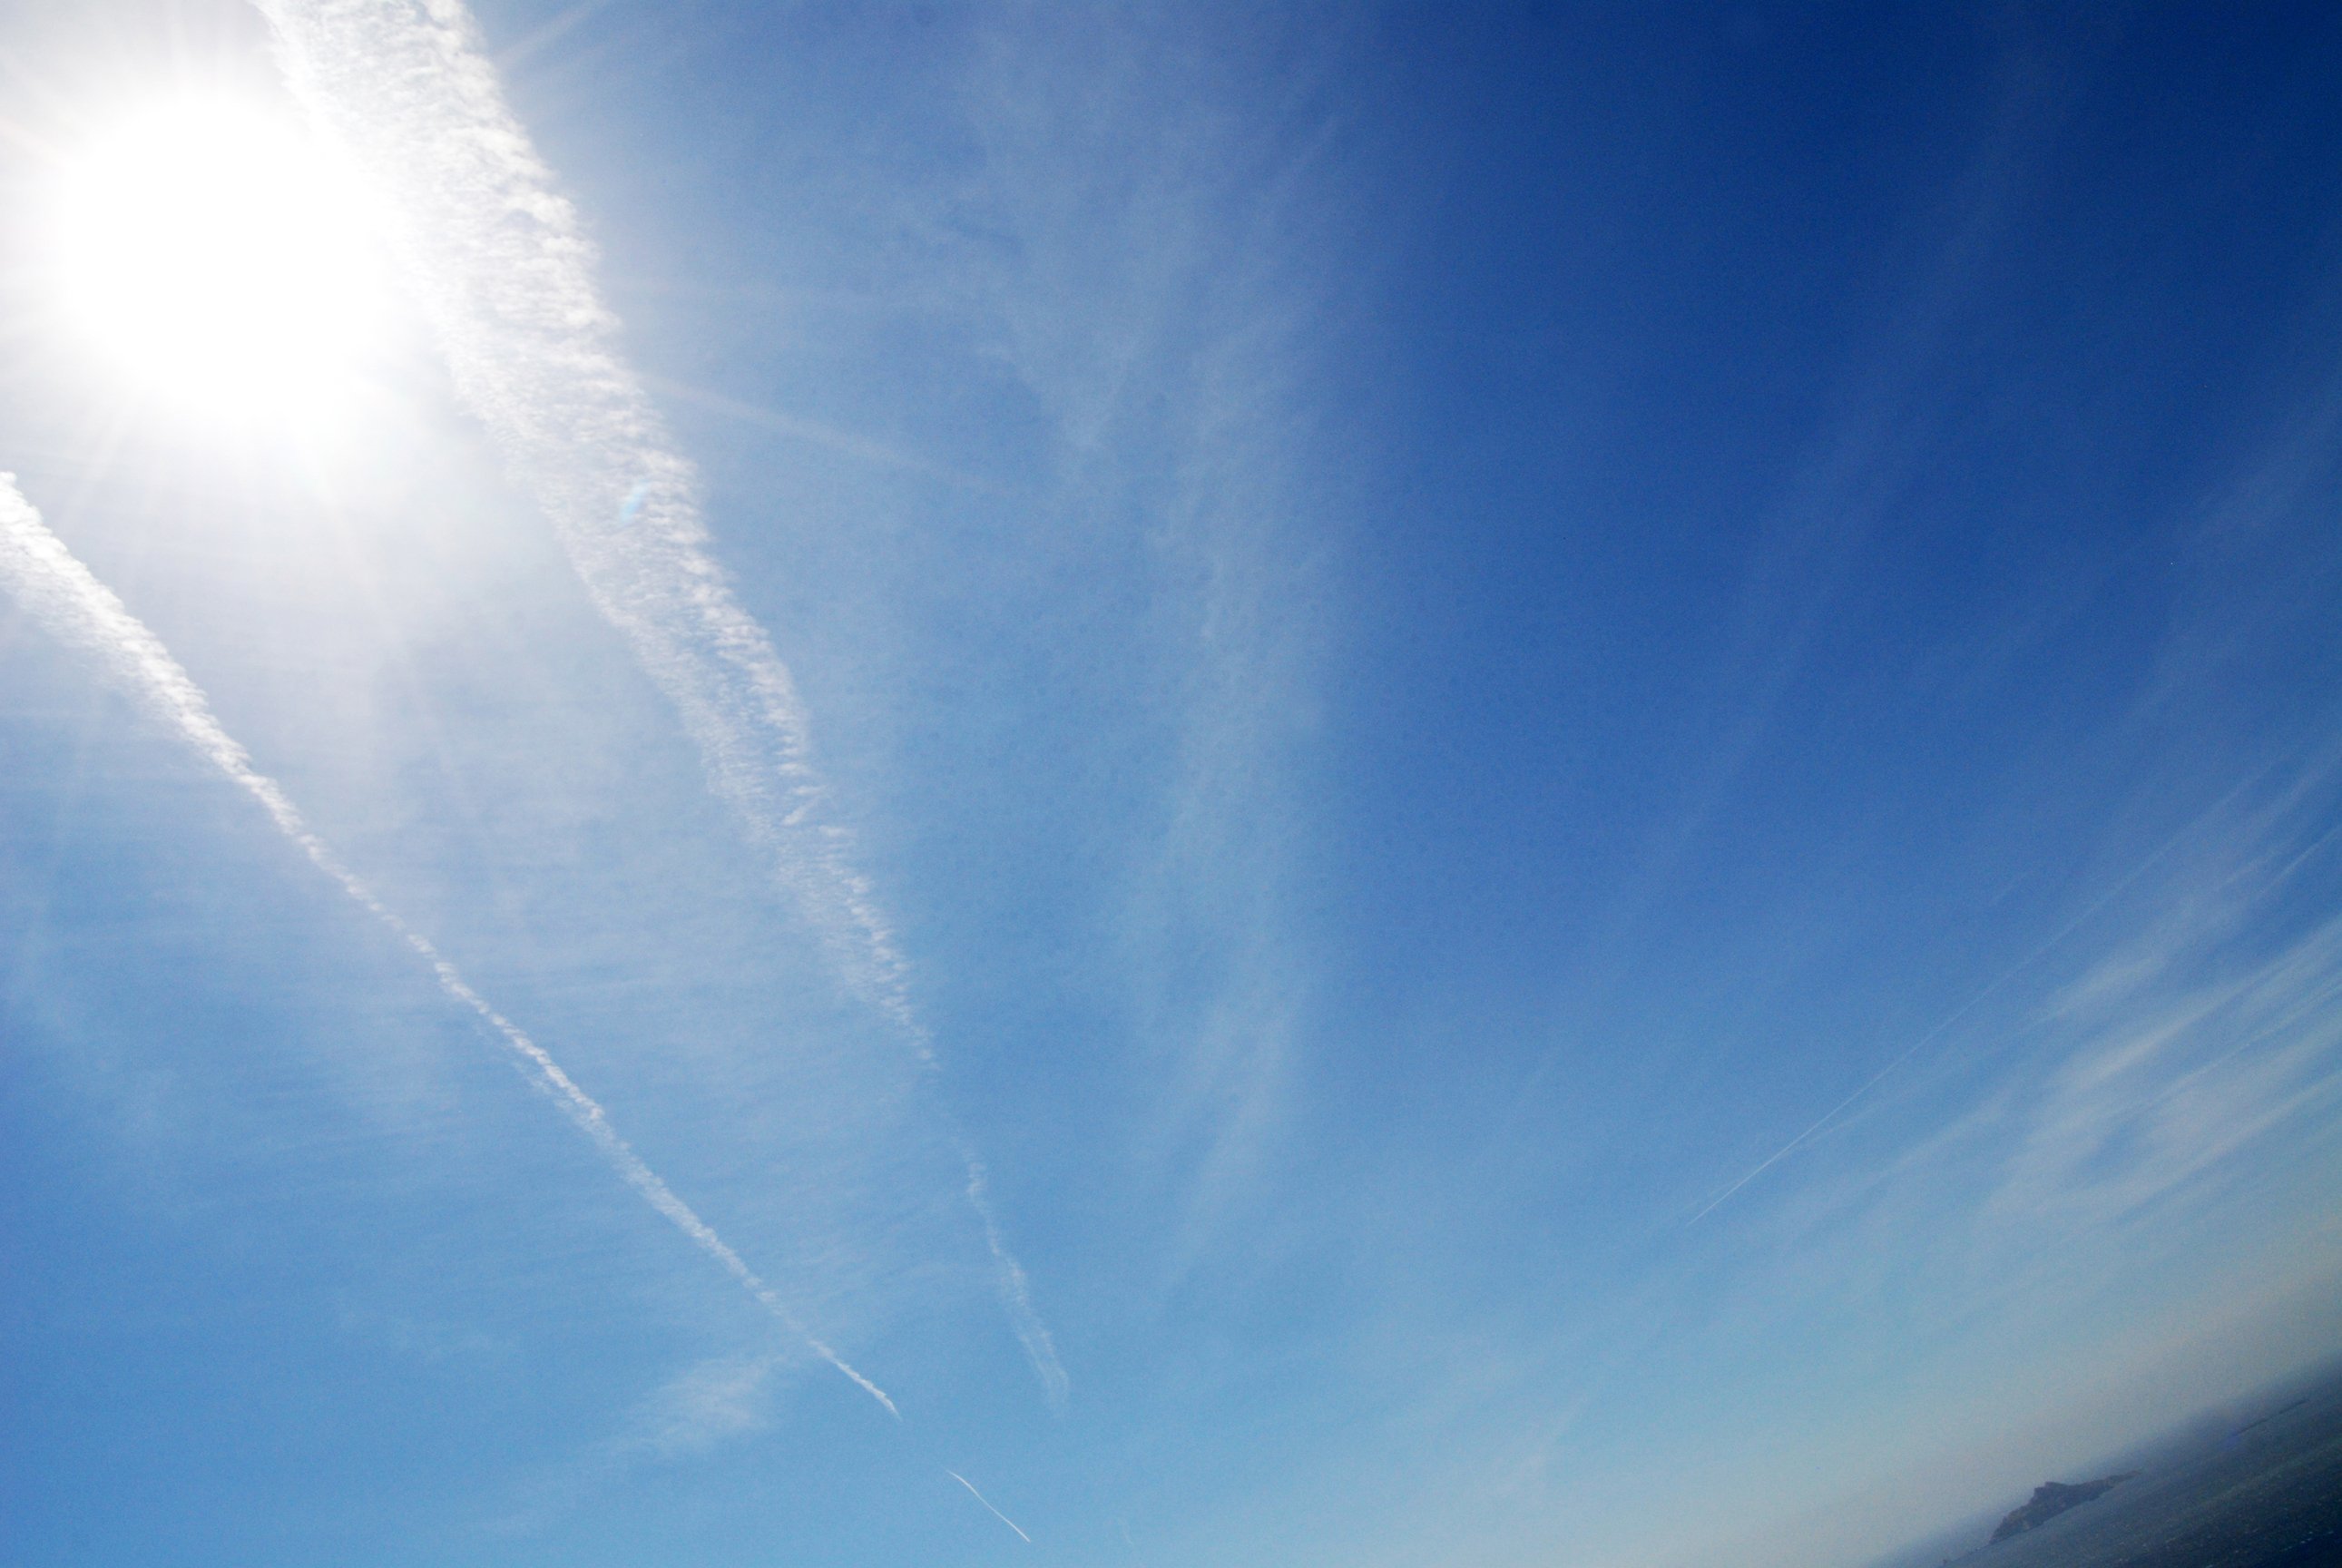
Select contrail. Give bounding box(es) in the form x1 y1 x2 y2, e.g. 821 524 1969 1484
947 1469 1033 1544
966 1158 1068 1409
251 0 918 1048
0 475 897 1418
250 0 1068 1406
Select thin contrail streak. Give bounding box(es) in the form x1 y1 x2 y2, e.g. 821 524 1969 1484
1687 791 2240 1226
252 0 1068 1406
966 1159 1068 1408
947 1469 1033 1544
0 475 897 1418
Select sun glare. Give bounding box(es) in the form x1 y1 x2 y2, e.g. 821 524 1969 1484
53 97 388 426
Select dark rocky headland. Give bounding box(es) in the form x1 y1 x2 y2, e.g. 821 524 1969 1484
1990 1475 2139 1544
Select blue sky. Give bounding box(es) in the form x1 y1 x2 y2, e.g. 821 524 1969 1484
4 4 2342 1566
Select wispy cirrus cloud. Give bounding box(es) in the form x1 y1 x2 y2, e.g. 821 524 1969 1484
1725 767 2342 1281
949 4 1334 1265
492 1346 793 1537
1983 871 2342 1234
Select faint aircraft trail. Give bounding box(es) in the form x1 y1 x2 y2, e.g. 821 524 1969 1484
252 0 1068 1408
948 1469 1034 1544
0 475 897 1419
965 1160 1069 1408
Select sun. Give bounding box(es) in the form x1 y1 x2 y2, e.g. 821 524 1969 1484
52 96 390 426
